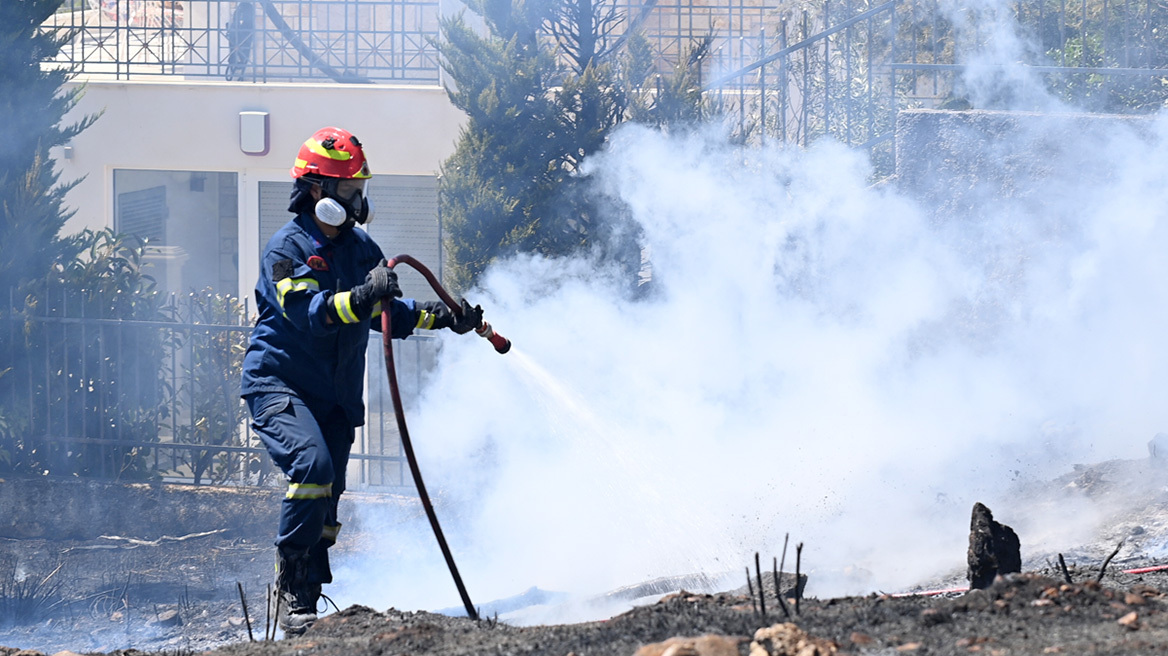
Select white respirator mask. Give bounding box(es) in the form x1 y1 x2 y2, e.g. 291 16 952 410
315 196 376 228
315 197 349 227
313 183 374 227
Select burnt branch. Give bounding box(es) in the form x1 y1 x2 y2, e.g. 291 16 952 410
745 567 757 615
773 556 791 619
1097 541 1125 583
755 552 767 619
1057 554 1073 584
237 581 254 642
795 542 804 615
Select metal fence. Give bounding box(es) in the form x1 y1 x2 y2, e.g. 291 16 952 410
701 0 1168 172
41 0 801 84
43 0 443 83
0 288 424 488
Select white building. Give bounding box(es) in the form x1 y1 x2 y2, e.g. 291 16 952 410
42 0 468 485
50 0 465 304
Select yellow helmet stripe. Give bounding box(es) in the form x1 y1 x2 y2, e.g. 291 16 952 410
305 138 352 161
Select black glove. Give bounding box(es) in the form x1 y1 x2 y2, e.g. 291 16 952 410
415 299 483 334
349 260 400 319
451 299 483 335
365 261 402 299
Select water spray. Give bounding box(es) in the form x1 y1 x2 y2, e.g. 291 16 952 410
380 254 511 621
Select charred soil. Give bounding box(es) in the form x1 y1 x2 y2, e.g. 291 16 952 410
7 459 1168 655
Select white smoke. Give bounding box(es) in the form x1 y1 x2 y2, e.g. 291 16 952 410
333 0 1168 622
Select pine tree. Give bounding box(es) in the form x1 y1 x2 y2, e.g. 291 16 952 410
0 0 97 302
437 0 709 290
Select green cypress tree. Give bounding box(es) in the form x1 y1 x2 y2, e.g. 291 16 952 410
0 0 97 301
437 0 709 290
437 0 558 290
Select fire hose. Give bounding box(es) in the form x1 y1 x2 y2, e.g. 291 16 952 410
380 254 510 622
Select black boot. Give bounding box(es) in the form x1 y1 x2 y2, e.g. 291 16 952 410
273 548 318 635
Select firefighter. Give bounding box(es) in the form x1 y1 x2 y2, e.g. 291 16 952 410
241 127 480 635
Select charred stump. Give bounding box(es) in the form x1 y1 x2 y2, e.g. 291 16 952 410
967 502 1021 590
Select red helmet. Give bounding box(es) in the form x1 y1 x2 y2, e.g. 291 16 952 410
290 127 372 180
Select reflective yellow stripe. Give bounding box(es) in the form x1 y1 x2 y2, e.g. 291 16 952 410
305 138 352 161
332 291 360 324
371 300 383 318
416 310 436 330
276 277 320 309
286 483 332 499
321 523 341 542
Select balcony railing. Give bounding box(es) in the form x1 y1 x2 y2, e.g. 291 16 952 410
43 0 443 83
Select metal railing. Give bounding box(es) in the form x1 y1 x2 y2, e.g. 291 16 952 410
43 0 442 83
41 0 801 84
701 0 1168 172
703 1 896 154
0 288 425 488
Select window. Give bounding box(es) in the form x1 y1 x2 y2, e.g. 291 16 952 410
114 170 239 298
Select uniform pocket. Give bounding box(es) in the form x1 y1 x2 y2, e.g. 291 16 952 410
248 393 292 428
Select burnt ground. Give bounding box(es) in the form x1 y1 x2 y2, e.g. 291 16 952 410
6 458 1168 655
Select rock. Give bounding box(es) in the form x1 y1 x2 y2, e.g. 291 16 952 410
1124 593 1146 606
750 623 837 656
967 502 1021 589
1148 433 1168 461
152 609 183 627
920 608 951 625
50 652 86 656
1118 611 1139 629
633 635 743 656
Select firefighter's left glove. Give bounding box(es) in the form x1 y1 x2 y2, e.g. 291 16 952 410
414 299 482 334
450 299 483 335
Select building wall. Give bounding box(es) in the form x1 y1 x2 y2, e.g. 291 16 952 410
56 79 464 302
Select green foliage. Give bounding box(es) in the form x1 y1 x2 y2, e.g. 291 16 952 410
1039 0 1168 113
0 229 168 479
167 290 250 485
0 2 255 485
0 0 98 300
436 0 710 290
895 0 1168 112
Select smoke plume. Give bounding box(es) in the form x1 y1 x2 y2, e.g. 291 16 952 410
333 0 1168 623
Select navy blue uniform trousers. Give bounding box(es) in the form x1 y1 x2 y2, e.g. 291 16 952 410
247 391 351 585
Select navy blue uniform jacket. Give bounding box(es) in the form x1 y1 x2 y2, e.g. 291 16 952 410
241 213 421 427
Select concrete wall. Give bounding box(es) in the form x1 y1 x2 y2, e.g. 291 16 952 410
0 476 414 540
55 79 465 301
0 476 279 540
